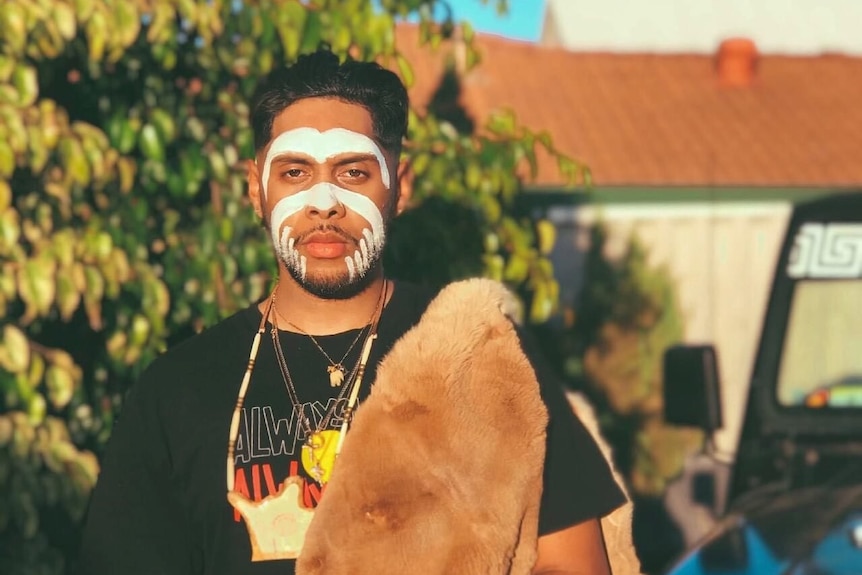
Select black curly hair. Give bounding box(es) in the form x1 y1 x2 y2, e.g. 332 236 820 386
250 49 409 156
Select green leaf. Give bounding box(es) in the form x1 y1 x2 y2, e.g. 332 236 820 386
0 55 14 82
46 365 75 410
535 219 556 255
59 137 91 186
487 110 517 136
56 271 81 321
26 125 50 173
0 324 30 374
150 108 177 144
27 257 57 317
73 0 96 22
503 253 530 283
461 21 475 43
85 9 108 61
0 179 10 212
116 157 136 193
0 2 28 54
483 254 504 281
529 282 553 323
396 53 415 88
83 265 105 330
11 64 38 106
53 2 78 40
113 1 141 47
68 451 100 493
26 353 44 389
138 124 165 162
0 140 16 178
279 1 308 60
129 315 150 347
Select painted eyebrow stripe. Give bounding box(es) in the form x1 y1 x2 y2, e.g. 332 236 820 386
261 127 390 196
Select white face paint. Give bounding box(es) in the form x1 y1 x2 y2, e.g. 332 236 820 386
269 182 386 283
261 127 391 285
261 127 391 199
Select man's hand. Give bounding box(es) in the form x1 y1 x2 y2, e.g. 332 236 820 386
532 518 612 575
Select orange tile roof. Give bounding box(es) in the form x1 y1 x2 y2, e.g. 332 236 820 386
395 26 862 188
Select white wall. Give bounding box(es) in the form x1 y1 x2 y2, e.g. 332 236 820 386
543 0 862 55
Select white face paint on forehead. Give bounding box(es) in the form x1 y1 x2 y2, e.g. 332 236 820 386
260 127 391 198
269 182 386 282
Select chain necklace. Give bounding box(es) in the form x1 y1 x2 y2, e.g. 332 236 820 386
224 282 388 560
269 311 358 452
268 280 387 483
280 311 369 387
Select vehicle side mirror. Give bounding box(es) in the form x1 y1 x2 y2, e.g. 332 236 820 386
663 345 723 432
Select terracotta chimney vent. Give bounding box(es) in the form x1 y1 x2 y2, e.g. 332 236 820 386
716 38 758 87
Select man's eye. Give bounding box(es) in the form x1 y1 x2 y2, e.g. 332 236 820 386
282 168 304 178
344 169 366 178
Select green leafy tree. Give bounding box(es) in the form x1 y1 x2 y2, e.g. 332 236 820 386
0 0 585 571
547 223 704 496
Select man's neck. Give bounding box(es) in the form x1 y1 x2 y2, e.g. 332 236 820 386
261 271 389 336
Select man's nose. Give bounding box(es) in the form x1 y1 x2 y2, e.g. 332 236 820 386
304 200 346 220
303 184 347 219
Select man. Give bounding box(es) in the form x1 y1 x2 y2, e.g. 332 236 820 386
79 49 626 574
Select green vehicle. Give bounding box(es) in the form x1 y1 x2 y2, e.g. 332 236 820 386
662 192 862 575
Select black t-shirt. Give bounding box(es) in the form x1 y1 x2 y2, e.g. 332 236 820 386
79 281 625 574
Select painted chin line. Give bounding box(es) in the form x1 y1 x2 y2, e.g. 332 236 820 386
276 224 383 284
268 182 387 283
276 226 308 281
345 228 382 282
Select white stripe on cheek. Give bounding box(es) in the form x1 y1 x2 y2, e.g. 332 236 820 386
271 194 308 245
334 187 385 245
359 238 368 267
273 225 293 263
267 182 387 280
261 127 390 198
362 229 377 252
270 183 384 237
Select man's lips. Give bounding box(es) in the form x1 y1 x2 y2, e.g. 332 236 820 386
298 232 352 259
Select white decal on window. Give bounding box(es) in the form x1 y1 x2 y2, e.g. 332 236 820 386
787 223 862 279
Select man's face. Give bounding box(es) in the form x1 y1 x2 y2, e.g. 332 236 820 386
250 97 399 299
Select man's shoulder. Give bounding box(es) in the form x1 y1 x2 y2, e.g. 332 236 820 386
388 280 439 311
140 304 260 384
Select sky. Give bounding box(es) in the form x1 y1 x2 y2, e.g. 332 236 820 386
418 0 546 43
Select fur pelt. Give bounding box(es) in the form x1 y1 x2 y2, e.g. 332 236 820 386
297 279 549 575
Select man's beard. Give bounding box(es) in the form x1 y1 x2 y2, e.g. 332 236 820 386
276 224 384 300
282 250 382 300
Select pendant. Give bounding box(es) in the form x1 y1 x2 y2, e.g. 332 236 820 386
310 465 324 481
327 364 345 387
228 477 314 561
301 429 340 484
305 432 325 450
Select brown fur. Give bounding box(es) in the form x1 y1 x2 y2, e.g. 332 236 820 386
297 279 549 575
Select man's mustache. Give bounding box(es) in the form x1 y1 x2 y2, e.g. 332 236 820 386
295 225 359 246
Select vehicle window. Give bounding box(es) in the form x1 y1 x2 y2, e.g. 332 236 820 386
777 280 862 407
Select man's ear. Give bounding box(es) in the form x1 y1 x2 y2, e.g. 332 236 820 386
247 159 264 219
395 159 413 216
